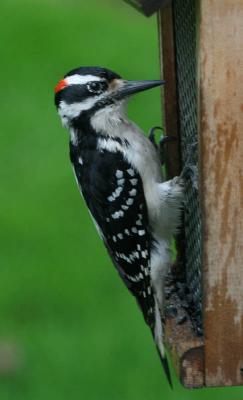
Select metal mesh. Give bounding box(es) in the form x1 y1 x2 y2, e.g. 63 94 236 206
173 0 202 326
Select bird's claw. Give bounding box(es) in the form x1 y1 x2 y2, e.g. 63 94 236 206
149 126 164 147
180 141 199 190
149 126 177 165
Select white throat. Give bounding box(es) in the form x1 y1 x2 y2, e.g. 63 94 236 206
90 101 128 137
58 98 128 145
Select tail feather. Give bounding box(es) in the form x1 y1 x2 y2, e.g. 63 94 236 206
153 300 173 388
156 346 173 388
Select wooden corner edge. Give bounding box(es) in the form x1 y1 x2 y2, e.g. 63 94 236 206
165 292 204 388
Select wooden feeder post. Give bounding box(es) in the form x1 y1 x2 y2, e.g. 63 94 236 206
198 0 243 387
160 0 243 388
124 0 243 388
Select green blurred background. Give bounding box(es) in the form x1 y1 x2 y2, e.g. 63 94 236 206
0 0 242 398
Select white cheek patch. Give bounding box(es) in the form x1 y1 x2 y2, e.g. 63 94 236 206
65 74 102 86
58 95 104 120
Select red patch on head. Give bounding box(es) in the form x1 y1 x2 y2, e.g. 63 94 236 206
54 79 67 94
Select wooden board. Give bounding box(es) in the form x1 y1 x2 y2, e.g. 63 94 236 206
198 0 243 387
165 286 204 388
158 4 181 179
158 4 204 388
158 0 185 278
159 0 243 388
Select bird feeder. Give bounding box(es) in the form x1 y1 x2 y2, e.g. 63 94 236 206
124 0 243 388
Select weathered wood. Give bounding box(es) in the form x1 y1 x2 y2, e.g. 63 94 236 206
158 5 185 281
165 290 204 388
158 4 204 388
198 0 243 387
158 5 181 179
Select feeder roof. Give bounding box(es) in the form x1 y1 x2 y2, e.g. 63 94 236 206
124 0 170 16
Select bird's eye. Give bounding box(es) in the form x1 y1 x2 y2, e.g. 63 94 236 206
87 81 106 94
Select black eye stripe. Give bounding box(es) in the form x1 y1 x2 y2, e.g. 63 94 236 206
55 81 108 106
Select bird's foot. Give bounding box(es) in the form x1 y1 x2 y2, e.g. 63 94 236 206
148 126 176 166
179 141 199 190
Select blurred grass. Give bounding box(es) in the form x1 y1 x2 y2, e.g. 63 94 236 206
0 0 242 399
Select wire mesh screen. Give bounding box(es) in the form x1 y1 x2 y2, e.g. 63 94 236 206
173 0 202 331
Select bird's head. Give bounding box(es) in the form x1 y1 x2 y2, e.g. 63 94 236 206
54 66 164 132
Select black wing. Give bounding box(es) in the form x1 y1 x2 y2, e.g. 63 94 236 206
71 146 155 329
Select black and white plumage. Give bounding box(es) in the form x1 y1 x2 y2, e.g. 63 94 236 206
54 67 184 386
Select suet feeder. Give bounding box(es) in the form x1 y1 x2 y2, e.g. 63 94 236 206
125 0 243 389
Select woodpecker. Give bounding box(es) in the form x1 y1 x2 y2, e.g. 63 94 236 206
54 66 184 386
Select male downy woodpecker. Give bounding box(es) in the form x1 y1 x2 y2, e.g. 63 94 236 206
54 67 184 385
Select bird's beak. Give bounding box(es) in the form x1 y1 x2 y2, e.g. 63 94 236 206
114 80 165 100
